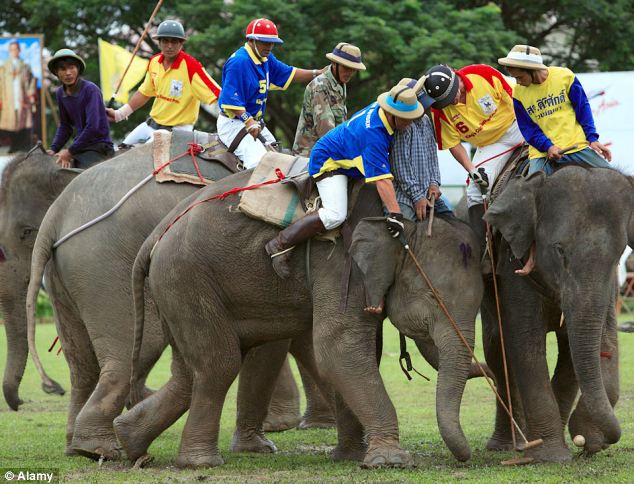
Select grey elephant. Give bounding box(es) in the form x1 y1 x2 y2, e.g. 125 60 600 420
0 151 75 410
480 166 633 462
112 172 484 468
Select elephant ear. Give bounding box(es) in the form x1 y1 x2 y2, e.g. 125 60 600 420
484 172 545 259
49 167 82 197
350 218 403 308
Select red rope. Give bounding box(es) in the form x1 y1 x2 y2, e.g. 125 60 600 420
465 142 524 185
152 143 203 176
157 168 287 243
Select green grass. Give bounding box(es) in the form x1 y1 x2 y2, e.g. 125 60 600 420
0 317 633 483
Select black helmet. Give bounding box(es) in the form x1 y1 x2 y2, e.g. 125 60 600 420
154 20 186 40
423 65 459 109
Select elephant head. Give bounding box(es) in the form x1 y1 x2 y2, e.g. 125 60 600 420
484 166 633 445
0 152 78 409
351 217 482 462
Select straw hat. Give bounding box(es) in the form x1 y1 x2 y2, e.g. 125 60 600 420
498 45 547 70
398 77 435 110
326 43 366 70
377 84 424 120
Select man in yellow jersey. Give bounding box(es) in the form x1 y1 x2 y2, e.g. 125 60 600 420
423 63 524 251
498 44 611 175
106 20 221 146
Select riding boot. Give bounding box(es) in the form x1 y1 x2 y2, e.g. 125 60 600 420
468 204 491 275
265 211 326 279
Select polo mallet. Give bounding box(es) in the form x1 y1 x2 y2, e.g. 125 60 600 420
397 233 543 457
426 193 436 238
107 0 165 108
257 133 278 153
556 144 578 157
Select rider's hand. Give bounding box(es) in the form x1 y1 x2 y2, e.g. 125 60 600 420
547 145 563 161
589 141 612 162
55 149 72 168
469 167 489 188
415 198 430 221
46 149 55 156
246 121 262 140
386 212 405 239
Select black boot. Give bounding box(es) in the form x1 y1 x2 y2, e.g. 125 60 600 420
468 204 491 274
265 212 326 279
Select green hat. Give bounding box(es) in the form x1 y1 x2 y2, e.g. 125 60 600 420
154 20 186 40
48 48 86 75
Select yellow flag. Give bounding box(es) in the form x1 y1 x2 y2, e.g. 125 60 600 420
98 38 149 104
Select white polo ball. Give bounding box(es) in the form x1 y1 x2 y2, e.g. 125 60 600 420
573 435 585 447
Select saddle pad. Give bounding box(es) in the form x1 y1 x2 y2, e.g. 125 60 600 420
239 152 314 228
153 130 235 185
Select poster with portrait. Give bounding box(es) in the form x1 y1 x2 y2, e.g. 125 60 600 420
0 35 45 154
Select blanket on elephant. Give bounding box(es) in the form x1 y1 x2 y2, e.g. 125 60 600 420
153 130 242 186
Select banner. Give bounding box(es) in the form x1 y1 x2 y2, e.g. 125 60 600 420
98 38 149 104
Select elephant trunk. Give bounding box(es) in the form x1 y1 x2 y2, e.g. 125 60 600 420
433 322 473 461
2 292 28 410
565 295 621 444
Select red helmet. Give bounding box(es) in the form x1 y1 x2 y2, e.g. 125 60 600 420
245 18 284 44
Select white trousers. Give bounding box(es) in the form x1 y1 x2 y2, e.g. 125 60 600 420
217 115 276 170
122 121 194 146
316 174 348 230
466 120 525 207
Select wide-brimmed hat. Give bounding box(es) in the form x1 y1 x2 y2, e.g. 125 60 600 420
377 84 424 120
398 77 435 110
326 43 366 70
48 48 86 75
423 65 459 110
498 45 547 70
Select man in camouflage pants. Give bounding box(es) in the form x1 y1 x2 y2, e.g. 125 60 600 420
292 43 366 156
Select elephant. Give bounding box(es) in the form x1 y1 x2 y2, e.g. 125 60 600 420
0 151 75 410
480 166 634 462
112 171 484 469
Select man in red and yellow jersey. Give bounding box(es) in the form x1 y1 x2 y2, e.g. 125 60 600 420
423 63 524 246
107 20 220 146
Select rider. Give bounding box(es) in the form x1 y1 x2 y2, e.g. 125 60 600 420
498 44 613 275
107 20 221 145
47 48 114 169
292 42 366 156
498 44 612 174
265 83 424 281
423 64 524 251
217 18 324 169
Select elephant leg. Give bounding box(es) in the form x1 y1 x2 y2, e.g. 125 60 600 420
175 328 242 468
550 328 578 426
289 332 336 430
332 392 367 461
262 355 301 433
232 339 291 452
49 290 99 456
114 341 192 462
568 291 619 455
314 314 409 468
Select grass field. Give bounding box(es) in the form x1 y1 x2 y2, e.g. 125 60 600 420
0 316 633 483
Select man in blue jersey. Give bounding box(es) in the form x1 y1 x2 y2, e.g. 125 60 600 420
265 83 425 281
217 18 324 169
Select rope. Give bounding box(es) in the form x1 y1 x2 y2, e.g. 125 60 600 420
53 144 202 249
465 142 524 185
156 168 287 243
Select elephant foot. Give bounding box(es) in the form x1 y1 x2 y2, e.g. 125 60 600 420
125 385 155 410
524 442 571 463
297 413 336 430
262 410 301 433
113 414 153 462
64 446 80 457
132 454 154 469
230 428 277 453
41 379 66 396
71 434 124 461
572 433 610 457
362 446 412 468
486 434 515 451
175 452 224 469
332 442 367 462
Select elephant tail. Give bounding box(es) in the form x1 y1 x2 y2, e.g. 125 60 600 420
26 213 61 398
129 233 155 407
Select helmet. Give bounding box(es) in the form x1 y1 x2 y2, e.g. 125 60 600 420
423 65 459 109
48 48 86 75
245 18 284 44
154 20 186 40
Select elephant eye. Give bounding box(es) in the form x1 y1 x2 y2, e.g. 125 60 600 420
20 227 36 240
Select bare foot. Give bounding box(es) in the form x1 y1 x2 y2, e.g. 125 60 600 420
364 301 384 314
515 243 536 276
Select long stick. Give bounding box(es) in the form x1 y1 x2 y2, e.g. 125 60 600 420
107 0 164 107
398 236 542 450
426 194 436 238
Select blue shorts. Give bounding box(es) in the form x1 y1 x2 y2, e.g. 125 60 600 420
527 147 612 176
